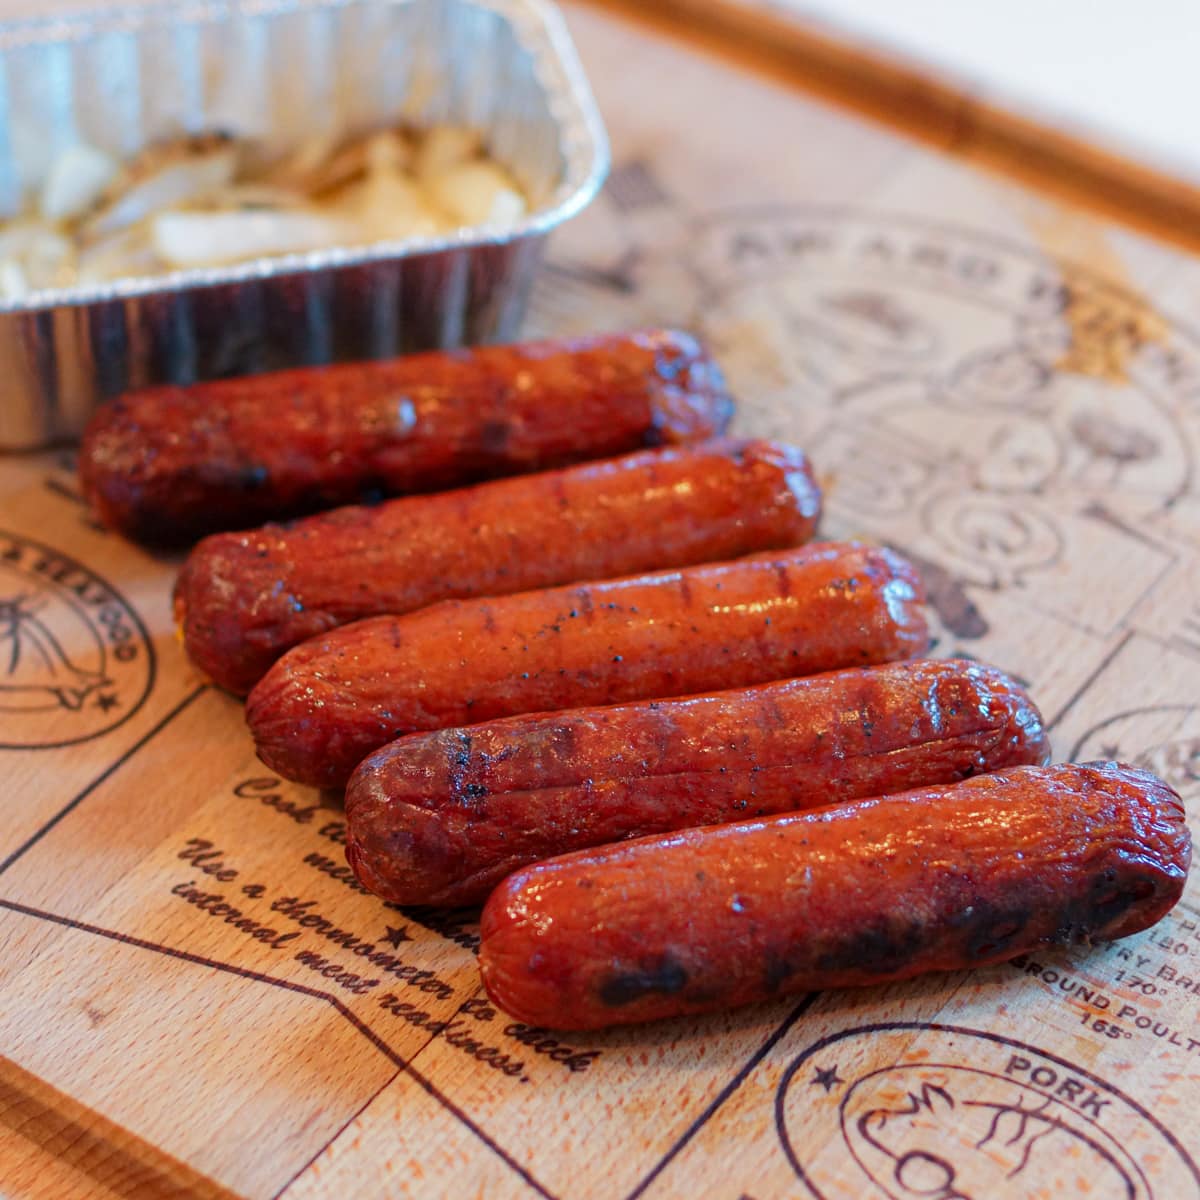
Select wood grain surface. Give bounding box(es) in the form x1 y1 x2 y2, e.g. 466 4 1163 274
4 4 1200 1198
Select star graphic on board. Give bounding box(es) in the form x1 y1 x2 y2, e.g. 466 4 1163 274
810 1065 844 1093
1100 743 1122 760
382 925 411 948
94 693 120 712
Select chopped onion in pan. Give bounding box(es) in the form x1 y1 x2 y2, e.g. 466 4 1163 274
0 123 530 294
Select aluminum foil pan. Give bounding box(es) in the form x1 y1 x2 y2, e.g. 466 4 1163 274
0 0 609 449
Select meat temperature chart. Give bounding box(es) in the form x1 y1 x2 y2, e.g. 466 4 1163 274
5 5 1200 1199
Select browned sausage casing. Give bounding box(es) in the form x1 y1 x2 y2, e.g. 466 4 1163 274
478 762 1191 1030
80 329 734 544
247 541 928 789
176 438 821 694
345 659 1048 906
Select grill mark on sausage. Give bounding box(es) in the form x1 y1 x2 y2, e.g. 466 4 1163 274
599 957 689 1007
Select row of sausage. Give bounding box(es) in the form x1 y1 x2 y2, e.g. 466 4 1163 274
79 328 1191 1030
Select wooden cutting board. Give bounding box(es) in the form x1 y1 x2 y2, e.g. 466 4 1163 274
5 4 1200 1198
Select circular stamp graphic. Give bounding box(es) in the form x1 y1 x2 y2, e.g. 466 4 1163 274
679 209 1200 588
777 1023 1200 1199
545 200 1200 604
0 529 154 749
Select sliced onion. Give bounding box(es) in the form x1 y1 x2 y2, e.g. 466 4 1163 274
84 136 238 238
40 143 118 222
365 129 413 176
76 225 159 284
0 259 28 301
0 122 531 287
23 229 76 289
294 132 390 199
362 188 445 240
264 129 341 191
152 209 354 268
428 160 527 228
0 220 77 290
413 125 482 182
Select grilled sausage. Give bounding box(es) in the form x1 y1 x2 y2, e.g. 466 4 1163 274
80 329 734 544
479 762 1191 1030
247 541 929 789
177 438 821 694
345 659 1048 906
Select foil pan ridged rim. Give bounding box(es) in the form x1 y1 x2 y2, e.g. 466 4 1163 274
0 0 610 313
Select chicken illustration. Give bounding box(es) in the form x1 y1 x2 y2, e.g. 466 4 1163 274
0 593 111 711
855 1079 1138 1199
